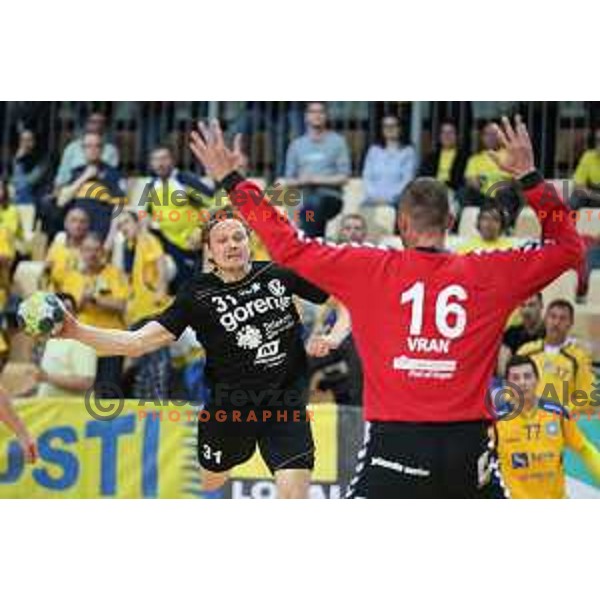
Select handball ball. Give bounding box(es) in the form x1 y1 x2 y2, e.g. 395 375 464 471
17 291 65 337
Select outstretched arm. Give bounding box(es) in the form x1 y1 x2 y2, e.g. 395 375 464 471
59 311 175 358
189 121 390 305
0 385 37 463
472 116 585 307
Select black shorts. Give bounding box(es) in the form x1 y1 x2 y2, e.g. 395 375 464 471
197 405 314 474
345 420 508 499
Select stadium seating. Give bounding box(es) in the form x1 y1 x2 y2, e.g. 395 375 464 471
542 269 578 305
572 306 600 363
458 207 479 238
587 270 600 307
576 209 600 237
514 207 541 239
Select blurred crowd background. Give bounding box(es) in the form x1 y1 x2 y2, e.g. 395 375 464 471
0 101 598 408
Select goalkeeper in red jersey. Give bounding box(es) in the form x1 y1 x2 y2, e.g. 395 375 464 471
188 116 584 498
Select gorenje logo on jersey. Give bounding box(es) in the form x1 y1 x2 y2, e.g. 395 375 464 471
212 279 292 333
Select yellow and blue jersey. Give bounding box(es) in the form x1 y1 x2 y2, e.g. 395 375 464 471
495 399 586 498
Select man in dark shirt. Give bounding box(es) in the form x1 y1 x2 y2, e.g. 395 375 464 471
57 131 125 240
59 208 330 499
498 292 545 376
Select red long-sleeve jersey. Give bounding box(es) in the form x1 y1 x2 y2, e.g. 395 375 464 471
224 172 585 422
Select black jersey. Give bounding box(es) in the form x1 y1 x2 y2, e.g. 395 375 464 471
156 262 328 399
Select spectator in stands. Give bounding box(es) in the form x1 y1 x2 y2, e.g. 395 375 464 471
33 293 97 398
463 122 521 225
457 201 513 253
362 115 417 207
338 213 368 244
283 102 351 238
571 126 600 209
0 183 17 315
144 144 214 292
306 216 365 406
55 112 119 188
57 132 125 240
11 129 50 206
114 210 171 400
0 178 23 242
518 299 595 413
498 293 545 376
61 232 128 398
45 207 89 291
419 120 469 192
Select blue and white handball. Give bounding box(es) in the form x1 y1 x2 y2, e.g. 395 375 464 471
17 291 65 337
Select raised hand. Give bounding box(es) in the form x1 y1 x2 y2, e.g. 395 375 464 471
189 120 244 182
489 115 535 179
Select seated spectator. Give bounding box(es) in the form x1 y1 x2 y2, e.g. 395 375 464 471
61 233 128 398
33 294 97 398
54 112 119 188
457 201 513 253
144 144 214 292
518 300 595 413
497 293 545 376
306 216 365 406
338 213 368 245
11 129 50 206
0 204 16 359
0 178 23 242
462 122 521 225
571 126 600 209
114 210 171 399
362 115 416 206
282 102 351 238
0 208 17 314
419 120 469 192
45 207 90 291
57 132 125 240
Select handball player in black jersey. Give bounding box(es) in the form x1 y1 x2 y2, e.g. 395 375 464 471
59 208 344 498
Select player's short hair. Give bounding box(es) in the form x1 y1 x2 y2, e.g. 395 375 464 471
399 177 450 232
546 299 575 321
201 206 249 246
505 355 540 380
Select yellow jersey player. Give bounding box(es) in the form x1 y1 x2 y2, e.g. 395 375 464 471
496 355 600 498
518 299 596 413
